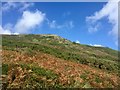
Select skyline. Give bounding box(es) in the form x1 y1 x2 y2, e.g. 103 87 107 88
1 1 118 50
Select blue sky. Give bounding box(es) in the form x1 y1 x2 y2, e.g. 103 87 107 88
1 2 118 50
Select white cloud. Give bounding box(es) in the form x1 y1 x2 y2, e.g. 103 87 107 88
0 25 12 35
75 40 80 44
14 10 45 34
1 10 45 34
89 44 104 47
0 25 19 35
13 32 19 35
86 0 119 45
2 2 34 12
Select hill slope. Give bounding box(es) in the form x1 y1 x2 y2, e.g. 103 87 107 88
1 34 120 89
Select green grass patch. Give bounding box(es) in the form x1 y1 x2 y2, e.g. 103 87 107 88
80 73 87 80
95 76 102 83
20 63 58 79
2 64 8 75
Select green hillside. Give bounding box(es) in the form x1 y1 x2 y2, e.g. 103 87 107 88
1 34 120 89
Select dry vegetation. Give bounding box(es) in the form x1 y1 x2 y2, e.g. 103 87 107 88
1 34 120 89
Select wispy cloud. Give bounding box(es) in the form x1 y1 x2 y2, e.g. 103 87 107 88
47 20 74 30
87 22 101 33
86 0 119 45
19 3 34 12
2 2 74 34
67 21 74 29
63 11 71 17
1 7 73 34
2 2 17 11
47 20 62 29
2 2 34 12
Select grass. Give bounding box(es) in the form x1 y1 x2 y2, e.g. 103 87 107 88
2 63 58 80
80 73 88 81
83 83 92 88
1 34 120 88
20 63 58 79
95 76 102 83
2 64 8 75
2 63 62 88
2 35 119 74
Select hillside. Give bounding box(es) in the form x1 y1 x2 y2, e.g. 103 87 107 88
1 34 120 89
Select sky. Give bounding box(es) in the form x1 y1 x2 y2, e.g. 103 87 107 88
1 1 119 50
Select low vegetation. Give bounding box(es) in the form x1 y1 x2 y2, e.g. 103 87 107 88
1 34 120 89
